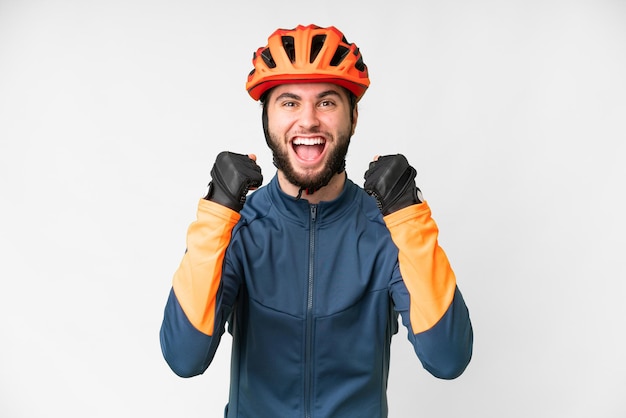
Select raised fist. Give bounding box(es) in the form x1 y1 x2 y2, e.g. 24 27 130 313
205 151 263 212
363 154 422 216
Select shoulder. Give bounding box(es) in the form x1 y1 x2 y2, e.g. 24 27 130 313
237 185 272 227
346 179 386 225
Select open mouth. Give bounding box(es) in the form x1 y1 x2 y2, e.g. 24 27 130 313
292 137 326 162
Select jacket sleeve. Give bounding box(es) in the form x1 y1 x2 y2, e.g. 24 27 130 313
386 201 473 379
159 199 241 377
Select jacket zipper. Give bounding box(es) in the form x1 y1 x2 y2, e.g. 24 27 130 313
304 204 317 418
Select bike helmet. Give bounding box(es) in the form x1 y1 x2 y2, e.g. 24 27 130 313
246 24 370 102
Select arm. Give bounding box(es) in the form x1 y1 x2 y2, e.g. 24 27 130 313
160 200 241 377
160 152 262 377
364 154 473 379
386 203 473 379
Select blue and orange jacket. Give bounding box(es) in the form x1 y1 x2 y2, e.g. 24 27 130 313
160 175 473 417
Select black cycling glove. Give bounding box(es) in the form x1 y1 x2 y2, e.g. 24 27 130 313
363 154 422 216
204 151 263 212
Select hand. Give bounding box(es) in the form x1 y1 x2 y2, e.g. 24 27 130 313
363 154 422 216
205 152 263 212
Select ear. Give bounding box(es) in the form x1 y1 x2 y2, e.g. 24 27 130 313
351 104 359 135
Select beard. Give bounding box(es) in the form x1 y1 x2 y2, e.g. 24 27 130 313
265 129 351 192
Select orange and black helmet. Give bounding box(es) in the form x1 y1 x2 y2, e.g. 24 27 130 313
246 24 370 102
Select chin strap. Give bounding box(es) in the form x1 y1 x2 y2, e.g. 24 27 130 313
295 187 318 200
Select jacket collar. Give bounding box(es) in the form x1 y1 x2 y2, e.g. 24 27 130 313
267 174 360 226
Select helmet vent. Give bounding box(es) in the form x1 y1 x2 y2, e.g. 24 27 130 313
330 45 350 67
309 34 326 63
355 56 366 72
281 36 296 63
260 48 277 69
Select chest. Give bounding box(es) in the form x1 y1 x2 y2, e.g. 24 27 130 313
231 213 396 317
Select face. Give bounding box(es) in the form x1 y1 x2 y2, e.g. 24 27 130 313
264 83 357 192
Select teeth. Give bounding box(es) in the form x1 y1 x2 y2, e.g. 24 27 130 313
293 137 325 145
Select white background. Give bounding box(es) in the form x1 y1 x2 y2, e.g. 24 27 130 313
1 0 625 417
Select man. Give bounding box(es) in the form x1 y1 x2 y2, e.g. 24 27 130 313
160 24 473 417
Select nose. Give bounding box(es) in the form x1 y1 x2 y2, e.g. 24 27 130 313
298 103 320 131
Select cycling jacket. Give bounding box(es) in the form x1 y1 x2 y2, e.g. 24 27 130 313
160 175 473 418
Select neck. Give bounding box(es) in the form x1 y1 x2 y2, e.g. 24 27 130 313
277 171 346 204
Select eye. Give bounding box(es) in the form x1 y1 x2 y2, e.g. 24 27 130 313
281 100 298 108
318 100 336 108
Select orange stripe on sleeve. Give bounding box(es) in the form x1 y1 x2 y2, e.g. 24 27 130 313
384 202 456 334
172 199 241 336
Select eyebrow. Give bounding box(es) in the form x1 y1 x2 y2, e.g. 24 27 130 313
274 89 343 102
